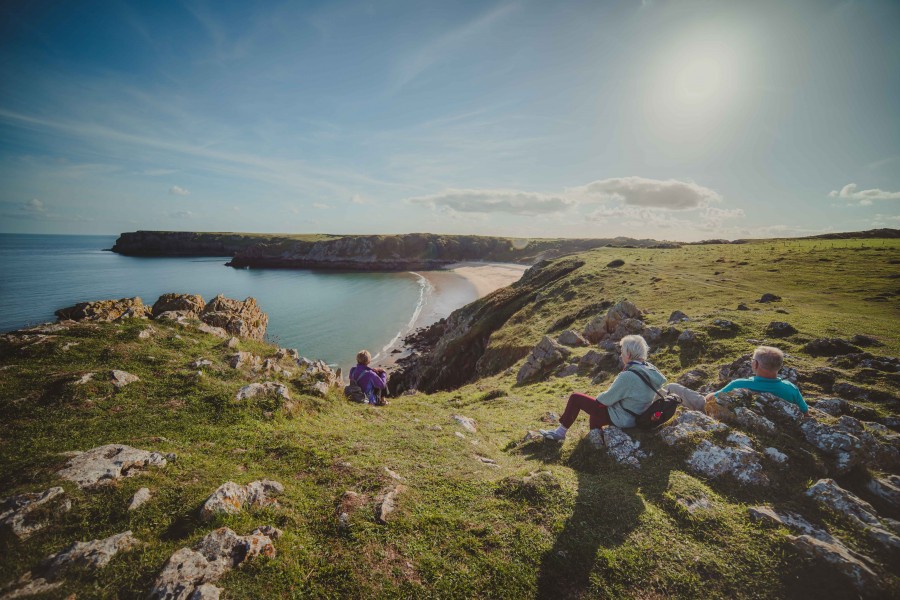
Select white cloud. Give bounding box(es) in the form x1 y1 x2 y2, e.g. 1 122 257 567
166 210 194 219
138 168 177 176
169 185 190 196
410 189 574 216
25 198 46 214
350 194 372 205
568 177 722 209
829 183 900 201
312 203 330 209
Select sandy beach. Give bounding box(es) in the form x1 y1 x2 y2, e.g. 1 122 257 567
372 262 528 367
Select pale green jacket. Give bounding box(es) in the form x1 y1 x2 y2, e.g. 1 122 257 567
597 362 668 428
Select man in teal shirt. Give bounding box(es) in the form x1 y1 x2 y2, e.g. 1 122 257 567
704 345 808 413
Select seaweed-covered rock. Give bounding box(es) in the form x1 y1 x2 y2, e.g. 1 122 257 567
517 336 572 384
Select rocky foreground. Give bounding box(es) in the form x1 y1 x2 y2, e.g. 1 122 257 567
1 236 898 598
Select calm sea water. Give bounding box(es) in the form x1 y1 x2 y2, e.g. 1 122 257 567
0 234 428 369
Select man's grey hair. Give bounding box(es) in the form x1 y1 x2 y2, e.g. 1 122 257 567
620 335 649 361
753 346 784 371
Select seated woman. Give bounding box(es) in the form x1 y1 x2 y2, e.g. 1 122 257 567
348 350 388 406
540 334 666 440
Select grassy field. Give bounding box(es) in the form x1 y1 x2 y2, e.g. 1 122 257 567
0 237 898 598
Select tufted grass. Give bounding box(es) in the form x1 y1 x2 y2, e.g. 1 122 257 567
0 236 897 599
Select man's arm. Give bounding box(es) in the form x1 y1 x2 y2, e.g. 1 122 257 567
596 372 633 407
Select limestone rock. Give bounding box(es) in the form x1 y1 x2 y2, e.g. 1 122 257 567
668 310 689 323
578 350 619 375
149 527 276 600
516 336 572 384
677 329 700 351
788 535 881 596
200 480 285 522
138 326 156 340
807 479 900 551
813 398 847 416
200 295 267 341
110 369 139 389
765 321 797 337
275 347 300 361
659 411 727 446
757 293 781 303
866 475 900 510
716 354 798 386
582 300 643 343
828 352 900 373
152 293 205 318
557 330 589 347
155 310 194 324
222 336 240 349
293 357 342 390
677 369 708 389
235 382 291 402
452 415 477 433
734 407 776 434
687 440 768 485
57 444 167 488
228 351 261 369
55 297 150 322
764 447 789 464
311 381 331 396
196 323 228 338
799 416 899 475
590 426 648 468
803 338 862 357
375 485 405 524
0 487 70 539
189 358 213 369
128 487 152 511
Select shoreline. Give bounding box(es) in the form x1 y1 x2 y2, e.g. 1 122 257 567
372 262 528 369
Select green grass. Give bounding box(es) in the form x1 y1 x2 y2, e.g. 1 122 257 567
0 237 898 598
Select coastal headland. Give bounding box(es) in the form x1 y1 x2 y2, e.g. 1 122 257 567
1 231 899 598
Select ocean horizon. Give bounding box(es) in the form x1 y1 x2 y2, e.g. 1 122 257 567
0 233 440 370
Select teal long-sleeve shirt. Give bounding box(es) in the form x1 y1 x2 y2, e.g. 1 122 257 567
715 376 808 413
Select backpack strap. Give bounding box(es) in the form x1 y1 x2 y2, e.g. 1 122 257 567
620 367 667 418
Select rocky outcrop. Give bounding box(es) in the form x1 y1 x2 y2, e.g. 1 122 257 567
806 479 900 551
517 336 572 384
3 531 139 599
582 300 643 344
0 487 70 539
235 382 291 402
589 427 648 468
110 369 139 388
57 444 169 488
452 415 477 433
557 330 589 347
200 480 285 521
200 295 267 341
799 415 900 475
659 411 727 446
714 355 798 387
148 526 278 600
687 440 768 485
803 338 863 357
128 487 152 511
388 258 584 394
375 485 405 524
152 293 205 317
765 321 797 337
54 297 150 322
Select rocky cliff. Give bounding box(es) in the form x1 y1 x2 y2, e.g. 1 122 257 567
111 231 678 270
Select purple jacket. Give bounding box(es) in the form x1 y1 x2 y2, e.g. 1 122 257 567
349 365 387 404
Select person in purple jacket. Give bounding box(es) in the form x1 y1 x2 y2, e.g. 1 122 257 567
348 350 388 405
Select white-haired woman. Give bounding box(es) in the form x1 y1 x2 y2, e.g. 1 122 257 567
540 334 667 440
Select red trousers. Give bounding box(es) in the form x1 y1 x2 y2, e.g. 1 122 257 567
560 392 612 430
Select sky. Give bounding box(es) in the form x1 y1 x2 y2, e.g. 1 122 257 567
1 0 899 241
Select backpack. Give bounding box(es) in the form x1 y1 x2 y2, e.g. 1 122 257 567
621 367 681 429
344 370 368 403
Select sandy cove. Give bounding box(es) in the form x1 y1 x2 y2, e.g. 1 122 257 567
372 262 528 368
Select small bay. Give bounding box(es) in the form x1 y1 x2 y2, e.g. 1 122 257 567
0 234 427 368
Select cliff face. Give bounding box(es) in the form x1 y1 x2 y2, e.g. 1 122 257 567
110 231 308 256
388 257 586 393
111 231 678 269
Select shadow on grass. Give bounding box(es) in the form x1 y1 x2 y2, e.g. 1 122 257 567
527 436 675 599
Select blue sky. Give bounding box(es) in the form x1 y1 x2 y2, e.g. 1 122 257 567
1 0 898 240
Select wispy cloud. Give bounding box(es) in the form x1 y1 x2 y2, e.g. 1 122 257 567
829 183 900 204
350 194 372 205
391 3 518 92
25 198 46 214
166 210 194 219
312 202 330 209
169 185 190 196
411 188 573 216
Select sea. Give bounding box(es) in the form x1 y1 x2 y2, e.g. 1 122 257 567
0 234 442 370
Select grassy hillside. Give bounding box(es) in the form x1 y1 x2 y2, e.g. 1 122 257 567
1 237 898 598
